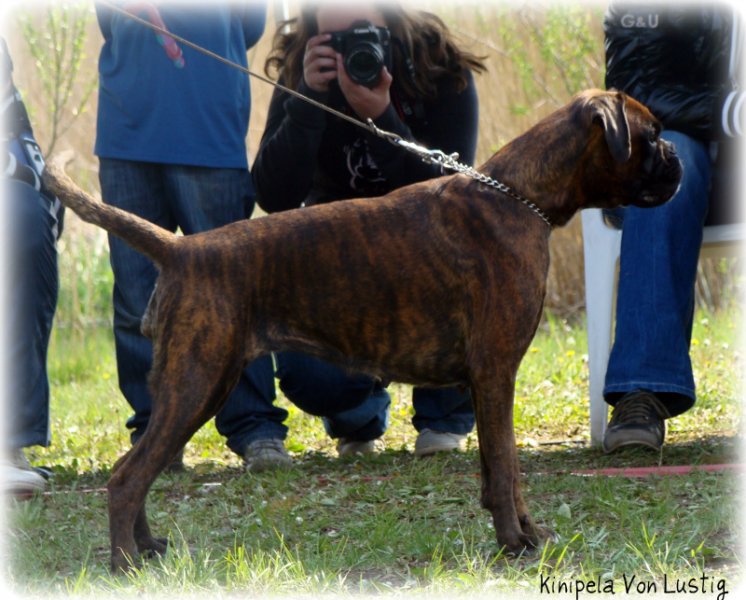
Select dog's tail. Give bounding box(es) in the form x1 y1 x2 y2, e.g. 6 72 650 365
43 160 176 267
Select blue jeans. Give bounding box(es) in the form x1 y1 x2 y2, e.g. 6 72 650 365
274 353 474 441
7 180 59 449
98 159 285 454
603 131 712 417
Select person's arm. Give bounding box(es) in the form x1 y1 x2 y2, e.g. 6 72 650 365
366 70 479 188
253 33 343 212
94 1 113 40
252 80 329 213
239 1 266 49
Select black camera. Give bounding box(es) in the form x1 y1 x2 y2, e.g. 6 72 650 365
326 20 392 88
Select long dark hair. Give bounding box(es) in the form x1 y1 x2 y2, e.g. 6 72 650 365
264 3 486 99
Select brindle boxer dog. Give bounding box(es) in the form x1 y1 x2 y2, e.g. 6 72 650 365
44 89 682 573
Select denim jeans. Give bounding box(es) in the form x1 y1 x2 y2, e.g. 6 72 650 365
7 180 59 449
275 353 474 440
98 159 284 454
603 131 712 417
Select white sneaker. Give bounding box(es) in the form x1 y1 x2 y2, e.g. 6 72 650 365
414 429 467 457
2 449 47 495
336 438 380 457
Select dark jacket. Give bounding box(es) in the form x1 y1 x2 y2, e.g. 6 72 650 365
604 2 740 143
2 35 64 238
253 72 479 213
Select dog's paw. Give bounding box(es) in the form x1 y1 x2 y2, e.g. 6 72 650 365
137 536 169 559
497 526 554 557
110 551 137 575
519 514 556 543
534 525 558 544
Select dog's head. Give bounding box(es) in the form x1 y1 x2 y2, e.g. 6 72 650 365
576 89 683 210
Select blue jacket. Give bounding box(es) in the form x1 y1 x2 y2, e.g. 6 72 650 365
95 2 266 170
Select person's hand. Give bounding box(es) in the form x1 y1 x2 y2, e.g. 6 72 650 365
303 34 338 93
336 53 392 120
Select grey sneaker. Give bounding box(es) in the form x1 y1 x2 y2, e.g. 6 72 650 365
414 429 467 457
2 449 47 495
243 439 292 473
336 438 379 457
603 390 670 453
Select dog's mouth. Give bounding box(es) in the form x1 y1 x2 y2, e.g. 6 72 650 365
638 182 679 206
636 181 681 207
632 144 683 208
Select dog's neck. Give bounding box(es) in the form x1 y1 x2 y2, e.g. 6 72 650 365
479 113 591 229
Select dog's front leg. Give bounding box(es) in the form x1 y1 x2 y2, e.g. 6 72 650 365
512 452 554 543
471 367 542 555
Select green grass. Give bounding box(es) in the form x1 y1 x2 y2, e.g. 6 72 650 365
4 307 743 597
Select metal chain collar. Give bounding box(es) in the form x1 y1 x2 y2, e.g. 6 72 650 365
100 0 552 228
366 121 552 227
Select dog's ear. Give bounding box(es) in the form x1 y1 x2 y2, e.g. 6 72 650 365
589 90 632 163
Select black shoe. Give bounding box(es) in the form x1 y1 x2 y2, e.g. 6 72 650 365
603 390 670 453
242 439 292 473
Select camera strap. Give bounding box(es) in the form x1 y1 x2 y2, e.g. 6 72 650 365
98 0 552 228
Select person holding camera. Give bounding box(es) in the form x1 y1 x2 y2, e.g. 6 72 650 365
250 4 486 462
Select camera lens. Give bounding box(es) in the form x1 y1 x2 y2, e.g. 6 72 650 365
345 42 384 87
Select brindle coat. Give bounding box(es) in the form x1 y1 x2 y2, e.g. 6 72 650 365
44 90 682 572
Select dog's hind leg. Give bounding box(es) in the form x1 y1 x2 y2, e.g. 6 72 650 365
105 439 179 562
107 435 179 571
107 321 246 573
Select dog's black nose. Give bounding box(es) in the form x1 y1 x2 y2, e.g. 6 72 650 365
661 139 677 159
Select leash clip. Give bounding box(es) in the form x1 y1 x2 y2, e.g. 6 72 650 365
366 119 460 169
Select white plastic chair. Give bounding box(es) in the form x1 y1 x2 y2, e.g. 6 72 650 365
582 208 744 446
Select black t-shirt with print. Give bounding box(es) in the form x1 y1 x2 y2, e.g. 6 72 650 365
253 71 479 213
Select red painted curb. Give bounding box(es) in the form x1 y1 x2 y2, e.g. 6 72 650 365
12 463 741 499
569 463 744 477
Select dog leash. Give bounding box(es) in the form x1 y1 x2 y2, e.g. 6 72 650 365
98 0 552 228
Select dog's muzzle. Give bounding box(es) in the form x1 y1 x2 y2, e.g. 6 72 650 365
638 140 683 206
